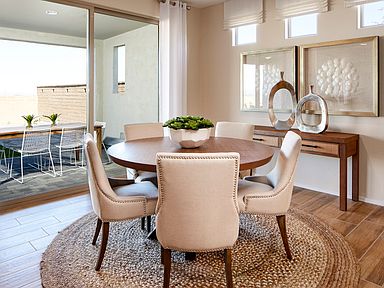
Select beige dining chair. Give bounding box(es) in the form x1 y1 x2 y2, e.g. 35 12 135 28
237 131 302 260
156 152 240 288
123 122 164 184
124 122 164 232
215 121 254 177
215 121 254 140
84 133 158 271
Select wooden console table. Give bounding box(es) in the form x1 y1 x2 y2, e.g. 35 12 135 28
253 125 359 211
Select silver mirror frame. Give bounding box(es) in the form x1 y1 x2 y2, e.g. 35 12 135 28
268 72 297 130
296 85 329 134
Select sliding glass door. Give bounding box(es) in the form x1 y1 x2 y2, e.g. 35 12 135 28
93 12 159 141
0 0 159 204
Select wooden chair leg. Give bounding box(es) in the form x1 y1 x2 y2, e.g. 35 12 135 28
161 246 164 265
95 222 109 271
185 252 196 261
92 218 102 245
224 249 233 288
163 248 172 288
141 217 145 230
146 215 152 233
276 215 292 260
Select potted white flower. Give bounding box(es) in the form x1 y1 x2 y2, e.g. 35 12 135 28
163 115 214 148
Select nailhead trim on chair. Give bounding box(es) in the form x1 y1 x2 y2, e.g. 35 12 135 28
88 156 148 219
156 154 240 216
244 179 294 213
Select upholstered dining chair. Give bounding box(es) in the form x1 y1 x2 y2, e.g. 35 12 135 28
237 131 302 260
215 121 254 177
124 122 164 232
156 152 240 288
84 133 158 271
123 122 164 184
215 121 254 140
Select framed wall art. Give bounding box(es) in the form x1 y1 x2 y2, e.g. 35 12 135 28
299 36 379 116
240 47 297 112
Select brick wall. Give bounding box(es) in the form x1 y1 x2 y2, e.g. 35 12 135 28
37 83 125 124
37 84 86 123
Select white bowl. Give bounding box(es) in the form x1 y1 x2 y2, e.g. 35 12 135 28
169 128 211 148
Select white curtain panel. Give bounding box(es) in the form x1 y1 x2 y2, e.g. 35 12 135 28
159 0 187 122
224 0 263 29
275 0 328 18
344 0 381 7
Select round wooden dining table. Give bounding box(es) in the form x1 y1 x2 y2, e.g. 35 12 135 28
107 137 274 171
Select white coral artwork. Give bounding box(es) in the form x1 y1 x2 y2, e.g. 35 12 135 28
316 58 359 104
261 64 280 98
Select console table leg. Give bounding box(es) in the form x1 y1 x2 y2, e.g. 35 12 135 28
352 146 359 202
340 157 348 211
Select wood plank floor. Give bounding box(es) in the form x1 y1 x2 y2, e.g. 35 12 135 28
0 187 383 287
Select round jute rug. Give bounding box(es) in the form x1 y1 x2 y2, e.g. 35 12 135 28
40 209 359 288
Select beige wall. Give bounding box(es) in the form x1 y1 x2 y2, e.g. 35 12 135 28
187 0 384 205
99 24 159 138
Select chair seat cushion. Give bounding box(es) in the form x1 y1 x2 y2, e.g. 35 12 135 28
136 171 158 186
113 181 158 215
237 179 273 212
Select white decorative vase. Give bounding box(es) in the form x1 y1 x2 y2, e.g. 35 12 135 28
169 128 211 148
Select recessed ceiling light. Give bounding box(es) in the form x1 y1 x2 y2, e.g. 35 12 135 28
360 43 368 46
46 10 58 16
265 56 272 60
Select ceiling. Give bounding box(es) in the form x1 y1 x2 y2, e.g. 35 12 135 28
0 0 148 40
187 0 226 8
0 0 225 40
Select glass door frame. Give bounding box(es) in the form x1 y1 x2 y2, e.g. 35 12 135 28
46 0 159 133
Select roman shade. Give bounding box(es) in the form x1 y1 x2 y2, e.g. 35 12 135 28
223 0 263 29
275 0 328 18
344 0 381 7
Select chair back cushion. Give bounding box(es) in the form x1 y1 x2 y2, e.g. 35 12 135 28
156 152 240 252
215 121 254 140
84 133 117 219
124 123 164 141
268 131 302 190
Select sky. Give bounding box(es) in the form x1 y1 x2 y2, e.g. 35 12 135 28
0 39 86 96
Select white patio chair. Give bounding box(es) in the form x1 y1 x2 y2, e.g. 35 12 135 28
55 126 86 176
0 148 8 174
9 128 56 183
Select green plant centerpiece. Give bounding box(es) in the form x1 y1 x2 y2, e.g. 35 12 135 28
44 113 61 126
163 116 214 148
163 115 214 130
22 114 36 128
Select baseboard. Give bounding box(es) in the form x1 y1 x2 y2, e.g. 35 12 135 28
295 184 384 207
359 196 384 207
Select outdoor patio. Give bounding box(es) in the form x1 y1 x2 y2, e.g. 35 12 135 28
0 138 126 202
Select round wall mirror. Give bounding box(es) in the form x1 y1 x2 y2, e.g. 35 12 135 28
268 72 297 130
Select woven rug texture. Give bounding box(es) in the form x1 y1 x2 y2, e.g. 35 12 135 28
40 208 360 287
